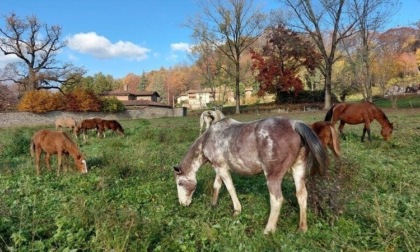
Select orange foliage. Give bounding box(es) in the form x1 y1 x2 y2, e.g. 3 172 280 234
64 88 101 112
18 90 63 113
18 88 101 113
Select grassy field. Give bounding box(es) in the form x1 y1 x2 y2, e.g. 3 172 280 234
0 107 419 251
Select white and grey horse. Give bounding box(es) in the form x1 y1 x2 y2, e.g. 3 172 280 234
199 109 225 135
174 116 328 234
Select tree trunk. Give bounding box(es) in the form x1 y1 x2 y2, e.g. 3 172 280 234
324 65 332 109
235 60 241 114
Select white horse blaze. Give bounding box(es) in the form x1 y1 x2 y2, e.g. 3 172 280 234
81 160 88 173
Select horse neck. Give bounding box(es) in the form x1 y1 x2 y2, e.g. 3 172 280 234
375 109 392 129
180 136 206 175
62 137 81 159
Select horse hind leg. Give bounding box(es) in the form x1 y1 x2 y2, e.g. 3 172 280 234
291 155 308 232
264 178 284 234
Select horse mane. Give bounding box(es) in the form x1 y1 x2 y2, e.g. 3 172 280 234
60 131 82 158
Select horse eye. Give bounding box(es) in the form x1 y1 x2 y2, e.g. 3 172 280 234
178 181 184 186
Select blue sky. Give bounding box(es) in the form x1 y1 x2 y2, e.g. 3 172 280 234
1 0 419 79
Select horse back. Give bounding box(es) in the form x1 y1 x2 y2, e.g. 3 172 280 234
203 117 303 176
33 130 70 154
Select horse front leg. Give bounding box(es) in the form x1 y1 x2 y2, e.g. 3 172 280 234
264 178 283 234
338 121 345 135
57 153 62 176
218 168 241 215
45 153 51 171
211 173 223 205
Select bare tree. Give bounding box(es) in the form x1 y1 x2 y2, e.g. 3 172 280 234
278 0 357 109
0 13 85 97
188 0 266 114
347 0 400 102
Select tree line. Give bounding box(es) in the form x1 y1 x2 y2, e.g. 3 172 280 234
1 0 419 113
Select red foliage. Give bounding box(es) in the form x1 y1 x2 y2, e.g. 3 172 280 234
251 26 321 98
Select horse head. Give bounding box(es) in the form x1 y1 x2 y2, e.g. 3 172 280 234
381 123 394 141
75 153 88 174
173 166 197 206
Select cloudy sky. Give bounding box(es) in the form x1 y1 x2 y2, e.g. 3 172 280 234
1 0 419 79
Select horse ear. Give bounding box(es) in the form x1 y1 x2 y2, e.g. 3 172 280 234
173 166 182 175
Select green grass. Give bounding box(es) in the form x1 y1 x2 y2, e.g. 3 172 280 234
0 109 419 251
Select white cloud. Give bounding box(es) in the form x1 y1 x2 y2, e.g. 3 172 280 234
67 32 150 61
170 42 192 53
0 54 19 68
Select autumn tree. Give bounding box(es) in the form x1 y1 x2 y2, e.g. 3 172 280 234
342 0 400 101
277 0 357 109
189 0 267 114
0 13 86 97
123 73 141 91
191 42 234 106
251 25 321 103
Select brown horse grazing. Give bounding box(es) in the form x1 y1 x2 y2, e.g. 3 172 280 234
310 121 341 157
98 119 124 137
30 129 87 176
74 117 103 140
174 117 328 234
324 102 393 142
55 117 77 132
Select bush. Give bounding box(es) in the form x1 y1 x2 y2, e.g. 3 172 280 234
100 97 126 112
276 90 338 104
18 90 63 113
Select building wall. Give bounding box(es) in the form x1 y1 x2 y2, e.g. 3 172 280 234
0 107 185 128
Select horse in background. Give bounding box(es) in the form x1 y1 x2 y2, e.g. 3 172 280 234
324 102 393 142
310 121 341 157
30 129 87 176
98 119 124 137
174 117 328 234
199 109 225 135
74 117 103 140
55 117 77 132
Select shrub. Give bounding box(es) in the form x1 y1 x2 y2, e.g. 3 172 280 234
276 90 339 104
17 90 61 113
100 97 126 112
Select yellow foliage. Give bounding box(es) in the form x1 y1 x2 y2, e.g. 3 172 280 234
18 90 55 113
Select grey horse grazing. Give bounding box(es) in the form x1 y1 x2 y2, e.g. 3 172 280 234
199 109 225 135
174 116 328 234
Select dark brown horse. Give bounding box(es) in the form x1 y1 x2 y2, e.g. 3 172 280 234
310 121 341 157
174 117 328 234
98 119 124 137
324 102 393 142
30 129 87 176
74 117 103 140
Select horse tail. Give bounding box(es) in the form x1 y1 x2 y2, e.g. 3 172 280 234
324 105 336 122
328 124 341 157
294 121 328 176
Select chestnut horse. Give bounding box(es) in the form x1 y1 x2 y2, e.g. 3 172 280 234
199 109 225 135
55 117 77 132
174 117 328 234
98 119 124 137
74 117 103 140
30 129 87 176
324 102 393 142
310 121 341 157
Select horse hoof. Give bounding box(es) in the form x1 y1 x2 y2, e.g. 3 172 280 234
233 210 241 216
